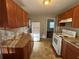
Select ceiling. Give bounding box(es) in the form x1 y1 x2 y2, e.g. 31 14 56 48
14 0 79 17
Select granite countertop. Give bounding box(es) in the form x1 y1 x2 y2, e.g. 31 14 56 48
1 33 33 48
15 33 32 48
63 36 79 49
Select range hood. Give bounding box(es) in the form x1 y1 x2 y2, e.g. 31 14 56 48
59 18 72 23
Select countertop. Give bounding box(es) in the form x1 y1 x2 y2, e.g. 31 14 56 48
15 33 32 48
0 33 33 48
62 36 79 49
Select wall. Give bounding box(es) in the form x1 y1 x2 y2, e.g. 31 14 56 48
30 16 54 38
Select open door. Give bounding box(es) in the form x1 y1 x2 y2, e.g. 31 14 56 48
47 19 55 38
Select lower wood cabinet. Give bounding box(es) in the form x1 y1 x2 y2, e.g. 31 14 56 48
2 41 34 59
66 43 79 59
62 40 79 59
61 40 67 59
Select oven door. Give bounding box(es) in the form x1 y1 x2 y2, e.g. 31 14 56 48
52 33 62 56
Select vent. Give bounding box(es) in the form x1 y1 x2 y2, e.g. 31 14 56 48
59 18 72 23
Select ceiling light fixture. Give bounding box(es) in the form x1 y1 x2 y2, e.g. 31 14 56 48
43 0 51 5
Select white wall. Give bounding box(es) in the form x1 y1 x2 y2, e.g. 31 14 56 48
31 16 53 38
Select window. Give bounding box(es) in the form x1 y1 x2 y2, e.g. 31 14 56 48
49 22 55 28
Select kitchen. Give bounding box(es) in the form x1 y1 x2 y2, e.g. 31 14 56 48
0 0 79 59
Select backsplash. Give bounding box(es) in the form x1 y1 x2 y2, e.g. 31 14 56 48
0 27 28 42
62 29 76 38
61 27 79 36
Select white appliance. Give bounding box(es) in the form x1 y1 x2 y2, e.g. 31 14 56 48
52 29 76 56
32 22 40 41
52 33 62 55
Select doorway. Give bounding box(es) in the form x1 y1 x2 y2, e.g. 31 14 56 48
31 22 40 41
47 19 55 38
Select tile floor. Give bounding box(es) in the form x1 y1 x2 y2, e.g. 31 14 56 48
30 39 62 59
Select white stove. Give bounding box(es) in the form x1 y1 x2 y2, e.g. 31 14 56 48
52 29 76 56
52 33 62 56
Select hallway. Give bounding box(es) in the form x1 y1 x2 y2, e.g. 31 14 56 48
30 39 62 59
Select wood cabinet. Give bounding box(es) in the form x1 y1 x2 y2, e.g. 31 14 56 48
72 5 79 28
16 4 23 27
62 40 79 59
2 42 33 59
57 8 73 21
61 40 67 59
1 0 8 27
23 11 29 26
66 43 79 59
57 8 73 26
2 48 16 59
57 4 79 28
0 0 29 28
15 41 33 59
0 0 2 27
6 0 17 28
2 34 34 59
63 8 73 19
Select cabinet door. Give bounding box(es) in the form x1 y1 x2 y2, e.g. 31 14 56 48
0 0 2 27
1 0 28 28
6 0 17 28
61 40 67 59
23 11 28 26
16 5 24 27
72 5 79 28
1 0 8 27
63 8 73 19
66 43 79 59
23 45 28 59
23 42 30 59
57 8 73 27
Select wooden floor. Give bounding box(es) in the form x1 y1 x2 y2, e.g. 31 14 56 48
30 39 62 59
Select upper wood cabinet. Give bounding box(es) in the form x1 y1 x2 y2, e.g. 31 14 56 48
0 0 29 28
72 5 79 28
0 0 2 27
57 8 73 20
6 0 17 28
63 8 73 19
16 4 23 27
57 5 79 28
23 11 29 26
